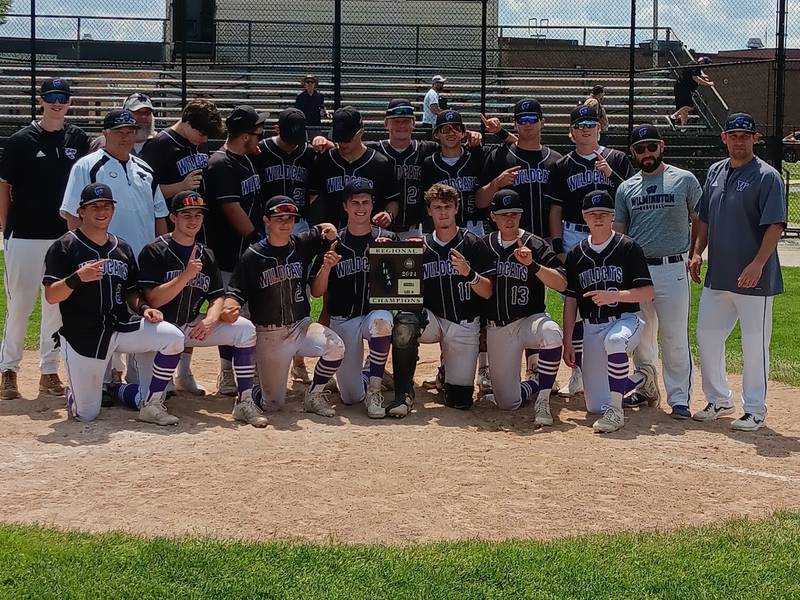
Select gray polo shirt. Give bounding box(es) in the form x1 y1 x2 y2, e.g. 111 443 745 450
615 164 701 258
698 156 786 296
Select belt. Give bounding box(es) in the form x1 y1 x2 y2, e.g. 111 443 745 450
586 316 615 325
564 221 590 233
646 253 687 266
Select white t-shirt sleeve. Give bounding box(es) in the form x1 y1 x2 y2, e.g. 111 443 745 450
425 89 439 108
60 158 90 217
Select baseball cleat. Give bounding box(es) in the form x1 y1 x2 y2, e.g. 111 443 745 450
165 377 176 398
380 370 395 392
324 377 339 394
670 405 692 420
636 364 661 407
137 392 179 426
290 359 312 384
593 406 625 433
691 402 735 422
39 373 66 396
364 389 386 419
533 395 554 427
558 367 584 398
1 370 21 400
101 388 116 408
232 392 268 428
477 366 493 395
216 369 237 396
731 412 767 432
304 388 335 417
387 392 413 418
175 372 206 396
422 366 445 392
623 392 648 408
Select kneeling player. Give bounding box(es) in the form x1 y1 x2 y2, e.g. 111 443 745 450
310 180 396 418
483 190 567 425
43 184 185 425
391 183 494 415
130 191 265 427
223 196 345 417
563 191 654 433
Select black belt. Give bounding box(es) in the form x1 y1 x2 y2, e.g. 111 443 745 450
586 316 614 325
564 221 590 233
646 253 686 266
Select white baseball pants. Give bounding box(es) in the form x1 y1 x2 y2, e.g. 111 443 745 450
419 309 480 387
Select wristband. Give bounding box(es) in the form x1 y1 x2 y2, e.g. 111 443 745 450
496 127 511 141
468 269 480 285
529 261 541 275
551 238 564 254
246 231 261 245
65 272 82 290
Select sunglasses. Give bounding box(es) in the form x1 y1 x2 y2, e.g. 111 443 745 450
516 115 540 125
632 142 660 154
386 106 415 117
42 92 70 105
438 125 465 134
572 122 598 130
270 203 299 215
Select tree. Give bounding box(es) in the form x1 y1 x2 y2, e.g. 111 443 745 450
0 0 12 26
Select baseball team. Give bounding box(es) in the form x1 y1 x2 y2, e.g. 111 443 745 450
0 76 786 434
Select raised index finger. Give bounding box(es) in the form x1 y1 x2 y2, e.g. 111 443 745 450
449 248 464 259
479 113 489 124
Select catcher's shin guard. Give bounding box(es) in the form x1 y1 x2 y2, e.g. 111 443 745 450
391 310 426 397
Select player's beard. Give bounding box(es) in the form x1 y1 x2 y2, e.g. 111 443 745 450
136 122 155 143
640 154 663 173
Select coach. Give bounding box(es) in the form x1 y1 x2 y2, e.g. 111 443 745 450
0 77 89 400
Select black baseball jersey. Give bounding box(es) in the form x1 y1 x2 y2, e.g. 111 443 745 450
483 230 564 326
480 144 563 237
0 121 89 240
255 138 318 218
137 234 225 326
564 232 652 320
203 148 264 272
422 228 495 323
139 129 209 196
312 226 398 319
422 146 487 227
226 227 326 327
42 230 141 359
313 147 400 227
550 148 634 225
367 139 438 229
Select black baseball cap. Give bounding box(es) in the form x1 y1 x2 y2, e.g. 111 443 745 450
103 109 139 130
630 124 663 145
343 178 375 199
490 189 523 214
724 112 757 134
434 110 464 130
40 77 71 98
581 190 614 214
79 183 115 207
570 105 599 127
331 107 363 142
278 108 307 145
514 98 543 118
226 105 268 136
264 195 300 218
170 191 209 214
385 99 416 119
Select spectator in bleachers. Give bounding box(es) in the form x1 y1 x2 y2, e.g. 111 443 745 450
669 57 714 129
90 92 156 155
583 85 609 133
422 75 447 131
295 74 327 128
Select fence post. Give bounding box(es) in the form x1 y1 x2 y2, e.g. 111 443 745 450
772 0 787 171
247 21 252 63
480 0 487 125
333 0 342 109
30 0 37 121
174 0 187 107
627 0 636 147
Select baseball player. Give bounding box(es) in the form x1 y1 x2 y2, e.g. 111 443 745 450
309 179 397 418
311 106 400 228
90 92 157 155
390 183 494 415
42 183 185 424
689 113 786 431
222 196 345 417
482 189 566 425
548 104 634 399
0 77 89 400
563 191 654 433
614 124 702 418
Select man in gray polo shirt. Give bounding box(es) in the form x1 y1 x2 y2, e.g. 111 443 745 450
689 113 786 432
615 124 702 419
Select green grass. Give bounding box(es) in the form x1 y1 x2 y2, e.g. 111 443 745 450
1 514 799 599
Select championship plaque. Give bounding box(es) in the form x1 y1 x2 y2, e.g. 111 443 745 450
368 241 424 310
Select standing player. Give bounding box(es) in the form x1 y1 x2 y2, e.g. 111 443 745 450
483 190 566 425
614 125 702 418
390 184 494 415
310 180 396 418
43 183 185 424
312 106 400 228
563 191 654 433
689 113 786 431
0 77 89 400
222 196 345 417
90 92 157 155
422 75 447 130
548 105 633 398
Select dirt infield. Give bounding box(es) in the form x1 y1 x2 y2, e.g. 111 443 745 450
1 345 799 545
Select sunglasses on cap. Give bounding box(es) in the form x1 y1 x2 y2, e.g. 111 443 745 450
270 203 299 215
516 115 540 125
42 92 69 105
572 122 598 130
386 106 415 117
632 142 660 154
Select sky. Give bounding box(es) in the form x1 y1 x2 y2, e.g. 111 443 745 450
1 0 797 52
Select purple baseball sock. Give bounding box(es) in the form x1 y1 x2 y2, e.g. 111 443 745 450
367 335 391 388
109 382 141 410
310 358 342 393
232 346 256 396
148 352 181 397
520 380 538 404
607 352 631 393
573 321 584 369
218 345 234 369
536 346 562 394
524 348 539 371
